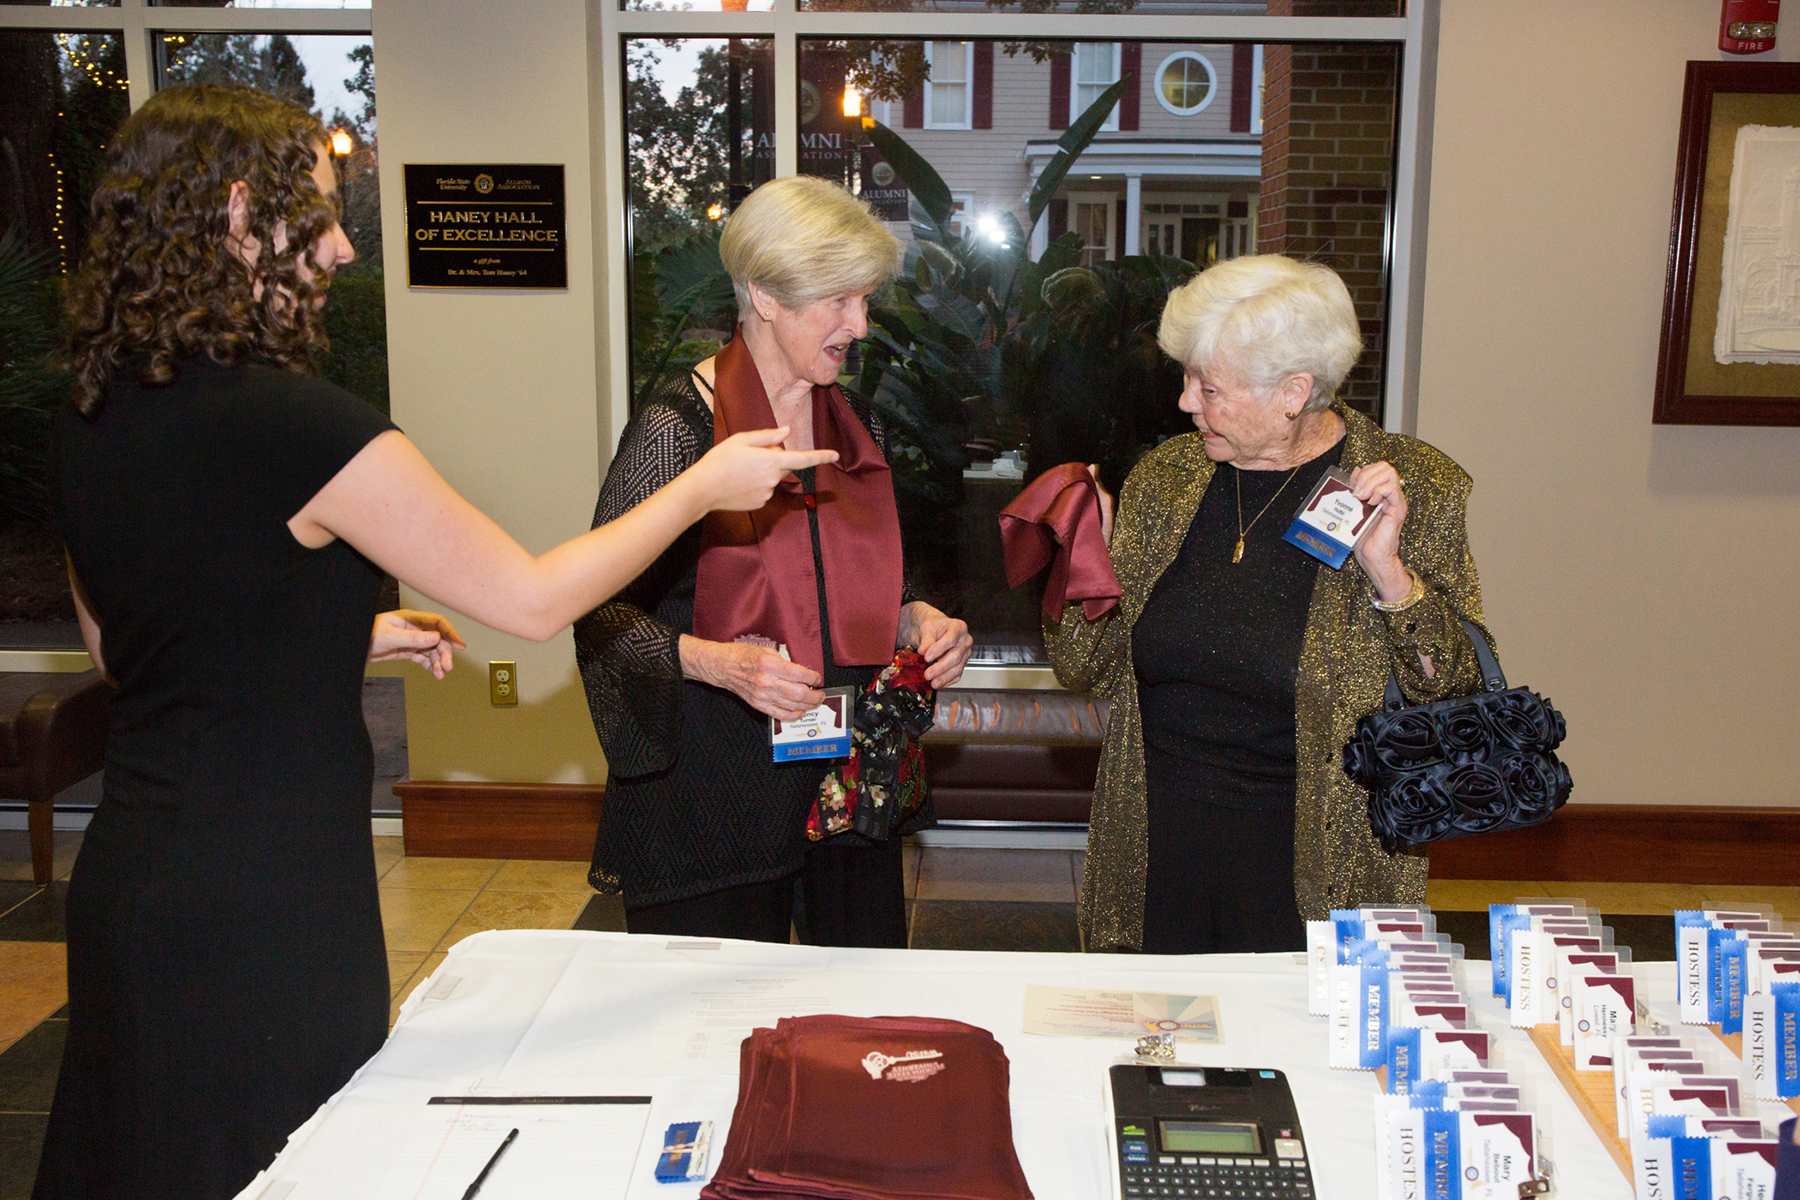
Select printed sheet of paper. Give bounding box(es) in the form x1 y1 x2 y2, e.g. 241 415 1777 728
652 972 862 1067
1022 985 1222 1043
371 1097 651 1200
1716 124 1800 364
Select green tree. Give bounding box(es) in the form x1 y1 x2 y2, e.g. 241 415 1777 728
627 39 765 254
161 33 317 113
342 43 376 137
327 44 383 274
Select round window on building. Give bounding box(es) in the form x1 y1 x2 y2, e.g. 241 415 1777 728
1155 52 1217 116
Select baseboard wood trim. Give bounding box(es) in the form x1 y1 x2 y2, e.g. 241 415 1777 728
392 783 1799 884
394 780 604 862
1423 804 1800 885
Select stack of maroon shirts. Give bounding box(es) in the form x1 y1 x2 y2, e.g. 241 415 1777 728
701 1014 1036 1199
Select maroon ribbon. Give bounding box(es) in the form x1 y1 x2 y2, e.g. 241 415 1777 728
997 462 1122 620
693 333 902 678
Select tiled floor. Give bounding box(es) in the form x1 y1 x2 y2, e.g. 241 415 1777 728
0 829 1794 1196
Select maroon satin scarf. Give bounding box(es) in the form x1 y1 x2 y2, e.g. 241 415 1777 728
693 333 902 678
997 462 1122 620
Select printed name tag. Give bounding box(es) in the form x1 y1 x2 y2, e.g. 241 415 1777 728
770 686 855 763
1284 465 1384 569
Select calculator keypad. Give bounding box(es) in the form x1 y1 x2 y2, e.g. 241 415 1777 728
1118 1155 1314 1199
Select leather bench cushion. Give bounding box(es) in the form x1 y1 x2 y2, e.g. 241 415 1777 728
921 690 1104 824
0 673 56 769
929 689 1108 743
0 670 111 778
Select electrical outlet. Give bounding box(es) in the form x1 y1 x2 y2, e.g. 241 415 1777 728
489 661 517 706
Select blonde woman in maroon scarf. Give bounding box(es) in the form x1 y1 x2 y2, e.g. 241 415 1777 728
576 176 972 945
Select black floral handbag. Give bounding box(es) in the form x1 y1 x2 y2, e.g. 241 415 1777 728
1342 619 1571 853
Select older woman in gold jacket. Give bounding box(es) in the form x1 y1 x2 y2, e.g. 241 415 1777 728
1047 255 1490 954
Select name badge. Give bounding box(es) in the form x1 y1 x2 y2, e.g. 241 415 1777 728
771 686 855 763
1284 465 1384 569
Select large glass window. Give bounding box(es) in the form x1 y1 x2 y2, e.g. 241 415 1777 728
0 15 383 648
624 36 772 406
0 30 128 642
615 31 1400 664
155 31 387 414
600 4 1419 673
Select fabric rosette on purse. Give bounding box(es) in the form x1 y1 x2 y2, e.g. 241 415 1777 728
807 647 936 842
1344 618 1571 853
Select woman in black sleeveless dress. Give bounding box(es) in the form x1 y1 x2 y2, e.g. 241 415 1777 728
40 85 833 1200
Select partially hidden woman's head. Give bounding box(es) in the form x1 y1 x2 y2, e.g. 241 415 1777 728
1157 254 1362 416
68 84 353 417
718 176 901 384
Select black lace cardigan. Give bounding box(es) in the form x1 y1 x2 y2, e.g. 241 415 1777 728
574 371 927 904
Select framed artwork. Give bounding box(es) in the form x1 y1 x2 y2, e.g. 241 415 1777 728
1655 61 1800 425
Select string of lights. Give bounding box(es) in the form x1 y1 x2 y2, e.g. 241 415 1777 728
51 141 65 273
48 35 127 271
56 32 128 93
161 32 196 76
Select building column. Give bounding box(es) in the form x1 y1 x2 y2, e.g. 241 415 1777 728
1124 173 1142 258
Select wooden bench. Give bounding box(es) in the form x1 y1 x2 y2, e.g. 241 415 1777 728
922 689 1106 826
0 670 111 885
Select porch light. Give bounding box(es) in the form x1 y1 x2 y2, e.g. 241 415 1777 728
843 87 862 117
330 128 354 157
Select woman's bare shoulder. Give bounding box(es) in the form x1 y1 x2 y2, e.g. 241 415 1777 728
691 356 716 410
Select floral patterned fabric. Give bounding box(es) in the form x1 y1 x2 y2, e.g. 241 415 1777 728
807 648 935 842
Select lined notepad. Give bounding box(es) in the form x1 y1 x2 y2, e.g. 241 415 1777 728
372 1096 653 1200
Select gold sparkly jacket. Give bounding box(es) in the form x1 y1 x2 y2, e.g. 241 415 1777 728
1045 402 1489 952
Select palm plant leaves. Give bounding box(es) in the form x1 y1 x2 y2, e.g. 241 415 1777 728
1028 75 1129 230
0 226 69 524
636 228 736 404
865 120 956 237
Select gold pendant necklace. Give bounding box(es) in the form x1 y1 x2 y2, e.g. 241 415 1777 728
1233 464 1303 563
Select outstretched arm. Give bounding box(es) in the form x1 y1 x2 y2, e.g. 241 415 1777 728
291 427 835 642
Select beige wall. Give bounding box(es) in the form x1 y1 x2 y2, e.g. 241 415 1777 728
374 0 609 784
1419 0 1800 807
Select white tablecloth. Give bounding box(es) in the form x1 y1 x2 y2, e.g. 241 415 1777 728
236 933 1730 1200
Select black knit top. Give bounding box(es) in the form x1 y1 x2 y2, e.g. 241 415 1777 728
1131 438 1345 812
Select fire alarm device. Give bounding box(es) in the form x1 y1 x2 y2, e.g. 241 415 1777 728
1721 0 1780 54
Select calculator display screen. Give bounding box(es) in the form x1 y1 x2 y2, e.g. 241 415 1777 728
1157 1121 1262 1154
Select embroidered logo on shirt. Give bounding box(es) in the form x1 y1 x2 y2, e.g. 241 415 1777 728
861 1049 945 1082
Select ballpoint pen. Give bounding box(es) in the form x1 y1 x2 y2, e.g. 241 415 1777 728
461 1127 519 1200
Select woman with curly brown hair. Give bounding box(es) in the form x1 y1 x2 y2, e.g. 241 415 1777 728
39 84 834 1200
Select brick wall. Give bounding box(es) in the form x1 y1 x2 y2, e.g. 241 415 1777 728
1256 23 1400 417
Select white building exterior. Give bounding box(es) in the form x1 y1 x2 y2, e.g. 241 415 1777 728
872 40 1261 264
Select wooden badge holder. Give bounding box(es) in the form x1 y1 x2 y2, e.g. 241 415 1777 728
1522 1023 1800 1179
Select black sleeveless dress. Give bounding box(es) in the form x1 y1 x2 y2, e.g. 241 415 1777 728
40 358 396 1200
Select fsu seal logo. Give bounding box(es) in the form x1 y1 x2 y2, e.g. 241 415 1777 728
474 173 495 194
861 1049 945 1083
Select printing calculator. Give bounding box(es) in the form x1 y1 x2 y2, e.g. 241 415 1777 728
1107 1064 1315 1200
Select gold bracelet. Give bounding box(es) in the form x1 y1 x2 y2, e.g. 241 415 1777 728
1371 568 1426 613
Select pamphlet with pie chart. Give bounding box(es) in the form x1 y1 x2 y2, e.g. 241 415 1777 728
1022 986 1222 1043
